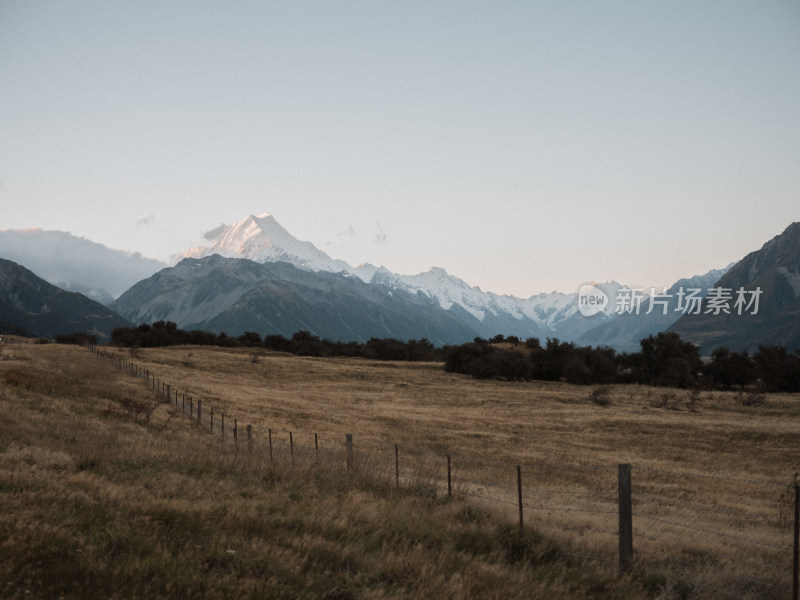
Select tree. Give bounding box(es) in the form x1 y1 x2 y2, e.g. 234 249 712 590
638 332 701 388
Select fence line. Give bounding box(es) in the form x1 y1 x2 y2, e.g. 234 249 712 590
91 345 800 598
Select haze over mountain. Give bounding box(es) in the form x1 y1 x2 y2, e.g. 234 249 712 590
0 258 131 340
669 222 800 353
0 229 167 303
579 265 733 352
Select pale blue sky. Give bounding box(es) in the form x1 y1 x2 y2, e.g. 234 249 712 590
1 1 798 296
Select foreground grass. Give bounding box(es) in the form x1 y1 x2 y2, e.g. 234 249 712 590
0 343 652 599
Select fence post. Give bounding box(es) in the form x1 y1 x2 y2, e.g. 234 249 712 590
395 444 399 488
315 433 319 463
517 465 524 530
289 432 294 468
166 384 170 402
197 399 202 423
189 398 193 418
793 482 799 600
346 434 354 471
234 418 238 450
618 463 633 573
447 454 452 498
247 424 252 448
268 429 273 460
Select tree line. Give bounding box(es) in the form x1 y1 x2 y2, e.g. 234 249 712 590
104 322 800 392
443 333 800 393
109 322 441 362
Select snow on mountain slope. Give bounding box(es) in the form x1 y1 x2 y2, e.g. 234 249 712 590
184 213 352 275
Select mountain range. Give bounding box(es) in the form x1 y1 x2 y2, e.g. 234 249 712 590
1 213 798 351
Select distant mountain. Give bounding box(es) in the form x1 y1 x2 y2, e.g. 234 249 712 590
669 223 800 353
0 229 167 302
183 212 629 343
579 265 733 352
111 255 479 345
0 258 131 340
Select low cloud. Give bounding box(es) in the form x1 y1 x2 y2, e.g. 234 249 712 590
136 215 155 229
326 224 357 247
203 223 228 240
375 223 387 245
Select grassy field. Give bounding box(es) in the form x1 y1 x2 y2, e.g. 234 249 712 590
1 341 798 598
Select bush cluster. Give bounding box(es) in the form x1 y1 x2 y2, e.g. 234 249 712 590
444 332 800 392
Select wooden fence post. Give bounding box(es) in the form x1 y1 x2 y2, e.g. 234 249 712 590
618 463 633 573
395 444 399 488
346 434 354 471
234 418 238 450
517 465 524 530
268 429 273 460
447 454 452 498
289 432 294 468
197 399 202 423
314 433 319 463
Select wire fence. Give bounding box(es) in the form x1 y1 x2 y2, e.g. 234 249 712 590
94 346 800 599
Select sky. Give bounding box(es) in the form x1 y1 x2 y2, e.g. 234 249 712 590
1 1 798 298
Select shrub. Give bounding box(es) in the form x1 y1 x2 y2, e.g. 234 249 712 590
588 386 612 407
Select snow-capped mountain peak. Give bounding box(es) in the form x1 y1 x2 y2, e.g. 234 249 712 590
184 213 352 275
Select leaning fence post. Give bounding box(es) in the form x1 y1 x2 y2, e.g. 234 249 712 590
618 463 633 573
793 482 799 600
346 434 354 471
517 465 524 530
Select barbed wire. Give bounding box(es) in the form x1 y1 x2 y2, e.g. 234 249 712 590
634 466 787 488
632 512 793 552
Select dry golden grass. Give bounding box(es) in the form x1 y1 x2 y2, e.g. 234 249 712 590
2 342 798 598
